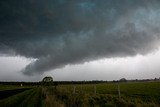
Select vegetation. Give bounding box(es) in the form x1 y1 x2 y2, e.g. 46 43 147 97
42 76 53 83
0 81 160 107
0 84 28 91
41 76 54 86
0 88 31 100
51 82 160 107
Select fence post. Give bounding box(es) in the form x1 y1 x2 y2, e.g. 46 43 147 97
118 83 121 98
94 85 96 95
81 84 83 94
73 85 76 94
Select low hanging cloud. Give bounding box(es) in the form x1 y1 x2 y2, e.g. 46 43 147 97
0 0 160 75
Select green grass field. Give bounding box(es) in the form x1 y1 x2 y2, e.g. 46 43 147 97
0 81 160 107
0 84 28 91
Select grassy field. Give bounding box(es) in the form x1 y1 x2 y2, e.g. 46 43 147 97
0 84 29 91
0 81 160 107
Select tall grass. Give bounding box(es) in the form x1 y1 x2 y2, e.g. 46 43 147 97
0 89 33 107
0 82 159 107
51 82 160 107
19 87 43 107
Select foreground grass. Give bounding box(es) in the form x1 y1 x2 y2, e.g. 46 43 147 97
58 82 160 100
0 87 44 107
52 82 160 107
0 81 160 107
0 89 33 107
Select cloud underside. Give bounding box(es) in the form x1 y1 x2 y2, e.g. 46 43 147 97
0 0 160 75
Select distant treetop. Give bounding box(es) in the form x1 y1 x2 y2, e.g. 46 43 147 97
42 76 53 82
119 78 127 82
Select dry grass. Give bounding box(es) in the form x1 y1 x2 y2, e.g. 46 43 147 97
42 87 65 107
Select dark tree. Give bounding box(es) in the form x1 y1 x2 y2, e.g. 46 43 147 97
42 76 53 82
42 76 53 86
119 78 127 82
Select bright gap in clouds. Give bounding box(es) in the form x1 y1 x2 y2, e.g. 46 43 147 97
0 48 160 82
0 56 42 82
46 48 160 81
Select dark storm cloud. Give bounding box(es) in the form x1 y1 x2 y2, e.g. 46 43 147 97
0 0 160 75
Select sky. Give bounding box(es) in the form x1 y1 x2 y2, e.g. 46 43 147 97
0 0 160 81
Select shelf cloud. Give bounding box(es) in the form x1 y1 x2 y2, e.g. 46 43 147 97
0 0 160 75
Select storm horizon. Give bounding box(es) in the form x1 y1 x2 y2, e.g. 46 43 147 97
0 0 160 81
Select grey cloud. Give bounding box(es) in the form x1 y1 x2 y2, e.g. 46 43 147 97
0 0 160 75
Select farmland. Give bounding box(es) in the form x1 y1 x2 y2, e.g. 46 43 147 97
0 81 160 107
